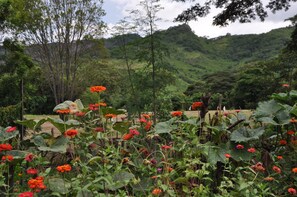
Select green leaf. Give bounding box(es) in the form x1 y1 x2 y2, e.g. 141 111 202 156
15 119 36 130
202 143 227 165
46 118 79 133
102 108 125 115
113 122 131 133
37 136 69 153
33 135 47 147
107 171 135 191
6 150 28 159
48 177 71 194
154 121 177 134
230 127 265 142
77 190 93 197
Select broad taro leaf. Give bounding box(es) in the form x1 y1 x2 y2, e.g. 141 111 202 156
254 100 290 125
154 120 177 134
36 135 69 153
290 104 297 117
107 171 135 191
48 177 71 194
0 127 19 142
271 92 289 103
230 127 265 142
53 100 74 111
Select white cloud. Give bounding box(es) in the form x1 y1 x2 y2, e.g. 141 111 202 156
104 0 297 38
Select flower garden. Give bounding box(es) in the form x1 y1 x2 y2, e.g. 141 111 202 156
1 85 297 197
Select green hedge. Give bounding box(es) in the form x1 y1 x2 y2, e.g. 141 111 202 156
0 104 20 127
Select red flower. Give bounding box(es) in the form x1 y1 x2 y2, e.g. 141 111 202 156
277 155 283 160
287 130 295 135
171 111 183 117
161 145 172 150
25 153 34 162
64 129 78 138
225 153 231 158
26 168 38 175
19 191 34 197
263 177 274 181
251 162 265 172
56 164 72 173
0 144 13 151
282 84 290 88
272 165 281 174
235 109 241 113
236 144 244 150
191 102 203 110
152 188 162 195
28 177 46 191
247 148 256 153
2 155 14 162
90 86 106 93
89 103 99 111
288 188 297 195
139 118 147 123
6 126 17 133
144 121 152 131
95 127 104 132
142 114 151 119
290 118 297 123
279 139 287 145
129 129 140 135
122 133 134 141
75 112 86 117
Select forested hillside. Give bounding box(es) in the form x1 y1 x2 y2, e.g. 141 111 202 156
106 24 293 84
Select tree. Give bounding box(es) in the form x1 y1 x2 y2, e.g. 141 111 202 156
7 0 105 104
129 0 169 123
173 0 295 26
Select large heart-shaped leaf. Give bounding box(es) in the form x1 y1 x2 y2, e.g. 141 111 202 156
36 136 69 153
107 171 135 191
154 120 177 134
230 127 265 142
48 177 71 194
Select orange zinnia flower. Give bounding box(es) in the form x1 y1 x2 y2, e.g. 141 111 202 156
26 168 38 175
28 176 46 191
19 191 34 197
290 118 297 123
122 133 134 141
287 130 295 135
247 148 256 153
225 153 231 158
152 188 162 195
236 144 244 150
2 155 13 162
171 111 183 117
263 176 274 181
0 144 13 151
56 109 70 114
99 102 107 107
288 188 297 195
292 167 297 173
272 166 281 174
64 129 78 138
191 102 203 110
90 86 106 93
56 164 72 173
277 155 283 160
144 121 152 131
251 162 265 172
105 113 116 119
279 139 287 145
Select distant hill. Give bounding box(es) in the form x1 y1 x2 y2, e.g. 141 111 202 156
106 24 293 86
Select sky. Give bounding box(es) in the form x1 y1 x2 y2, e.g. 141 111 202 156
102 0 297 38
